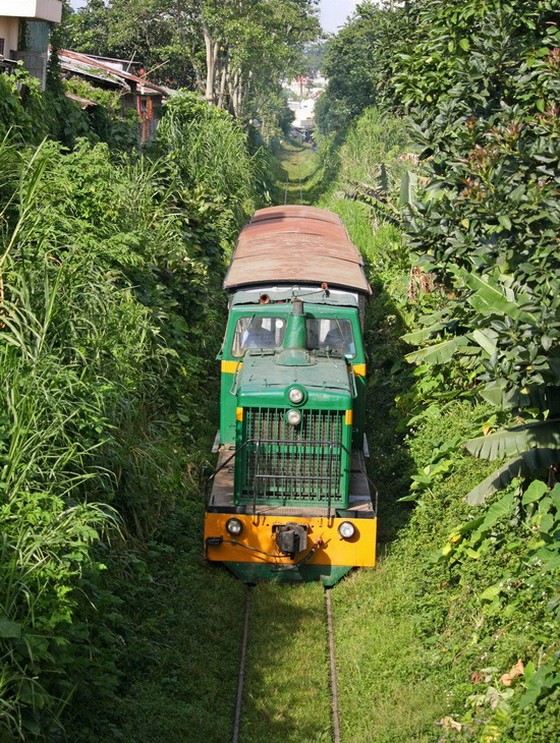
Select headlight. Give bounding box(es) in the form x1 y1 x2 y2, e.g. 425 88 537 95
286 409 302 426
288 386 305 404
338 521 355 539
226 518 243 536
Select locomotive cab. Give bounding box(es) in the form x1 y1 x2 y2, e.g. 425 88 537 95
204 206 377 585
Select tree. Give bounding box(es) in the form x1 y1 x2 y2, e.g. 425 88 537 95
395 0 560 494
193 0 320 118
315 1 407 137
62 0 320 123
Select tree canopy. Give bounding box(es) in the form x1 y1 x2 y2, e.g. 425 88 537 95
62 0 321 125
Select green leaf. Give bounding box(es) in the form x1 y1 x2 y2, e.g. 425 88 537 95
480 583 502 601
498 214 512 230
534 548 560 571
479 490 515 531
550 483 560 511
538 512 555 534
401 321 446 345
453 268 534 322
466 450 560 505
405 335 472 365
459 38 470 51
464 421 560 460
471 328 499 356
522 480 548 505
398 493 422 502
478 381 518 409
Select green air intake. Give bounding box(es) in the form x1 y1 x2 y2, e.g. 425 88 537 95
283 298 307 350
275 299 312 367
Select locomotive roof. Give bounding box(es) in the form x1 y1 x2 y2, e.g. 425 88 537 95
223 206 371 295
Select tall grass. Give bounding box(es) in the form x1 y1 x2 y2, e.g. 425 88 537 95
0 139 134 739
157 92 256 229
0 93 237 734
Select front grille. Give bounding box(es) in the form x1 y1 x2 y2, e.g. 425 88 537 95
239 407 346 506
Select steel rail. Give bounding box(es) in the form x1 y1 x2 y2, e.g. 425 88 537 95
325 587 341 743
232 586 252 743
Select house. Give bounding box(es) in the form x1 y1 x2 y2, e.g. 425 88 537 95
0 1 62 88
57 49 171 145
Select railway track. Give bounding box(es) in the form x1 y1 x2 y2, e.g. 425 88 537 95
232 584 341 743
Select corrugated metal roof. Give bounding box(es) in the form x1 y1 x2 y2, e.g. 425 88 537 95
224 206 371 294
57 49 167 96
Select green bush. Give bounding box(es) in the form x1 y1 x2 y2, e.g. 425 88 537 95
0 87 240 734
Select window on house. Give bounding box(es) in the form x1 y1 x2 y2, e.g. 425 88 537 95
0 39 5 56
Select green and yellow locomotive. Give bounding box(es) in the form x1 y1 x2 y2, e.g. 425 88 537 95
204 206 376 586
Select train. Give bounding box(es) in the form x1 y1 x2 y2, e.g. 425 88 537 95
204 205 377 586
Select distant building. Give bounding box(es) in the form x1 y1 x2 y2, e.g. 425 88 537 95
57 49 172 145
0 1 63 88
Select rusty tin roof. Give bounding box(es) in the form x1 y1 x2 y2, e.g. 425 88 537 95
224 206 371 294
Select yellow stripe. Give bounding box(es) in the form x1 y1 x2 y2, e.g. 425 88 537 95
236 407 244 421
222 360 242 374
353 363 366 377
345 409 353 426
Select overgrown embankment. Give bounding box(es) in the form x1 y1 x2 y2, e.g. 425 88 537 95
0 84 258 741
313 1 559 738
313 72 558 743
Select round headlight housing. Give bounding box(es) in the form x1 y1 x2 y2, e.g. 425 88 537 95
226 517 243 536
338 521 356 539
288 386 305 405
286 409 302 426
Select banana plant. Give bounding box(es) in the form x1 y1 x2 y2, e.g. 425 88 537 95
403 268 560 503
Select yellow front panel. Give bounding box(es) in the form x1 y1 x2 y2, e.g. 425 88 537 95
204 513 376 567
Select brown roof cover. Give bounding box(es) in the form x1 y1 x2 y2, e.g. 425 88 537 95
224 206 371 294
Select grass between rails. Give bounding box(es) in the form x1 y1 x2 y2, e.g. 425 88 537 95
242 584 331 743
270 138 325 206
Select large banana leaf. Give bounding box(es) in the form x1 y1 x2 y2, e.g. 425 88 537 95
405 335 473 364
452 268 536 322
401 320 446 345
464 419 560 461
466 448 560 505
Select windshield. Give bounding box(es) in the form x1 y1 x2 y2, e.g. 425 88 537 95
232 316 286 357
306 318 356 358
231 315 356 359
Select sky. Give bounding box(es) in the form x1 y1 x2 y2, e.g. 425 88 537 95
319 0 360 34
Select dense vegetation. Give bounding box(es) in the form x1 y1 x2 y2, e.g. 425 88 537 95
316 0 559 739
0 63 259 738
1 0 558 740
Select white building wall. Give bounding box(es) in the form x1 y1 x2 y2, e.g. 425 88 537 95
0 1 62 23
0 17 19 57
